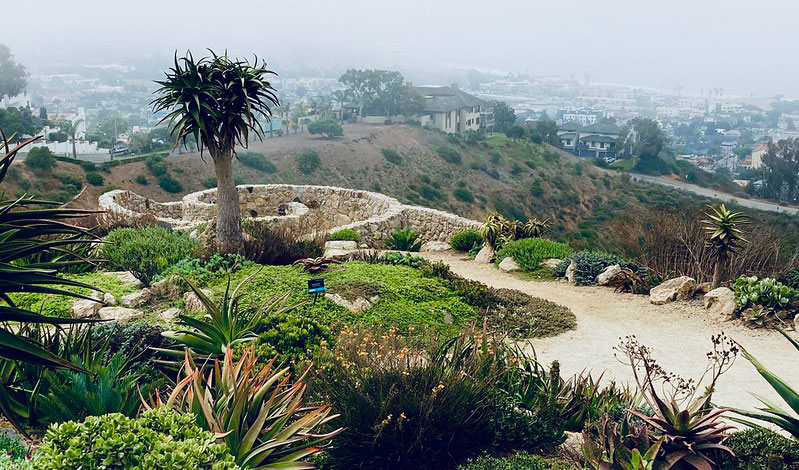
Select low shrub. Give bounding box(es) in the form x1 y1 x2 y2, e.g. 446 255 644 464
381 148 403 165
101 226 200 286
308 119 343 138
243 220 324 265
0 433 31 467
296 149 321 174
34 408 239 469
437 146 462 164
237 313 331 368
496 238 572 272
458 452 578 470
85 171 104 186
79 160 96 171
381 251 425 268
135 174 149 185
145 155 168 177
721 427 799 469
202 177 217 188
158 174 183 193
780 268 799 289
57 173 83 192
453 186 475 202
237 152 277 173
560 251 648 286
24 147 55 171
450 229 483 253
156 253 253 288
329 228 361 243
386 226 422 251
733 275 798 312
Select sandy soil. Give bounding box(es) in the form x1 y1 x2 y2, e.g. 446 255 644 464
421 251 798 414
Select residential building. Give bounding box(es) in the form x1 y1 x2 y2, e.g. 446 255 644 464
557 121 621 160
740 142 769 170
413 84 488 134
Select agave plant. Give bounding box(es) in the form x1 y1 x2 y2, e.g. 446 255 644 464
0 131 102 432
480 214 504 249
702 204 749 288
480 214 547 250
385 226 422 252
158 274 299 362
517 217 549 239
292 256 343 273
730 329 799 438
607 268 644 293
145 346 342 469
582 415 663 470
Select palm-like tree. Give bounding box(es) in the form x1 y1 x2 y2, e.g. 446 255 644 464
152 51 279 253
57 118 83 159
332 90 351 122
291 101 309 133
703 204 750 288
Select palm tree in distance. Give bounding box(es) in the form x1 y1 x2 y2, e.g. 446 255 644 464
703 204 750 288
291 101 309 133
58 118 83 159
152 51 279 253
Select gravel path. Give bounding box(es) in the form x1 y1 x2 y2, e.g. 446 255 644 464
421 252 799 413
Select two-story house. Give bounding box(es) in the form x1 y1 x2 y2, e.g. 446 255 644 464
558 121 621 160
413 84 489 134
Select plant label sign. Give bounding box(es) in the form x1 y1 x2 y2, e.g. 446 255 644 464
307 278 325 294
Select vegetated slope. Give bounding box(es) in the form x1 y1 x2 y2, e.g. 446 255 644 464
27 123 799 253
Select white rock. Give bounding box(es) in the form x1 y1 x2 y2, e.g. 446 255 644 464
324 249 354 259
542 258 562 269
565 259 577 284
72 299 101 319
98 307 143 323
420 241 451 252
325 241 358 251
107 271 143 288
102 293 116 306
120 288 152 308
474 245 494 264
597 264 623 286
650 276 696 305
183 289 212 313
160 307 181 322
324 293 375 313
498 257 521 272
703 287 736 318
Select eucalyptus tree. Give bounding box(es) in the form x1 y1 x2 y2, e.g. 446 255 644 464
152 51 279 253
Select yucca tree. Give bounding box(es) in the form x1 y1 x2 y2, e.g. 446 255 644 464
0 131 101 432
702 204 749 288
152 51 279 253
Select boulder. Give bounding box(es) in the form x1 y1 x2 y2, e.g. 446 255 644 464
703 287 736 318
120 288 152 308
102 293 116 306
183 289 212 313
420 241 451 252
565 259 577 284
650 276 696 305
107 271 143 288
325 241 358 251
498 257 521 272
324 293 378 313
542 258 562 269
151 276 182 299
98 307 143 323
474 245 495 264
160 307 181 322
596 264 623 286
695 282 713 295
72 299 101 319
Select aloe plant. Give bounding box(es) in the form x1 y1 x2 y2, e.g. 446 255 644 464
731 329 799 438
703 204 749 288
146 346 342 469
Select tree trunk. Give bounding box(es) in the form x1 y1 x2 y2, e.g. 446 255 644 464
711 260 722 289
213 151 243 254
71 138 77 159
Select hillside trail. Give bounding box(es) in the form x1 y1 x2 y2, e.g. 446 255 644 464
420 252 799 413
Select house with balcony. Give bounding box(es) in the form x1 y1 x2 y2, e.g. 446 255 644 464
413 84 489 134
557 121 621 160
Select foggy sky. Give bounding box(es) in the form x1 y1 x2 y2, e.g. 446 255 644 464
4 0 797 97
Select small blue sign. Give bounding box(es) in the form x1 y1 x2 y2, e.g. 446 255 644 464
307 278 325 294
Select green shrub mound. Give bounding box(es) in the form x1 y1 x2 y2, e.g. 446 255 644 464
156 253 253 288
24 147 56 170
437 146 462 164
235 313 331 368
296 149 321 174
329 228 362 243
557 251 648 286
145 155 168 176
381 148 403 165
453 186 475 202
458 452 578 470
496 238 572 272
386 226 422 251
308 119 343 138
734 275 798 312
101 226 200 286
85 171 104 186
135 174 149 185
720 427 799 469
237 152 277 173
450 229 483 253
34 408 239 470
159 174 183 193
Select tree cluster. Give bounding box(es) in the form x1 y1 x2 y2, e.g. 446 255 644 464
339 69 425 118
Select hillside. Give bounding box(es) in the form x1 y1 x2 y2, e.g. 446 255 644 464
7 123 799 252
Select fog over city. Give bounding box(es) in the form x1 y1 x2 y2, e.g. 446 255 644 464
3 0 797 97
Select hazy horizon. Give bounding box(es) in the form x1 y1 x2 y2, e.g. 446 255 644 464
4 0 797 98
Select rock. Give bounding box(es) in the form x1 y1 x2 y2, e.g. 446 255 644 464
597 264 623 286
498 257 521 272
151 276 182 299
324 293 376 313
795 315 799 331
562 431 584 454
183 289 212 313
650 276 696 305
420 241 451 252
72 299 101 319
358 243 369 249
695 282 713 295
120 288 152 308
107 271 143 288
565 259 577 284
325 240 358 251
102 293 116 306
474 245 494 264
98 307 143 323
704 287 736 318
542 258 562 269
443 311 454 324
160 307 181 322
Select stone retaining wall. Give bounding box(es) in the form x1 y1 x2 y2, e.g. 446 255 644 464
99 184 479 245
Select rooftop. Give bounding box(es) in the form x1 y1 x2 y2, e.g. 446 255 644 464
412 86 487 113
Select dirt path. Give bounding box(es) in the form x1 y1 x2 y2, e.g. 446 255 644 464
421 252 798 413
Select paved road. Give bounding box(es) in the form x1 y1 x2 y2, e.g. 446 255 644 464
629 173 799 215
